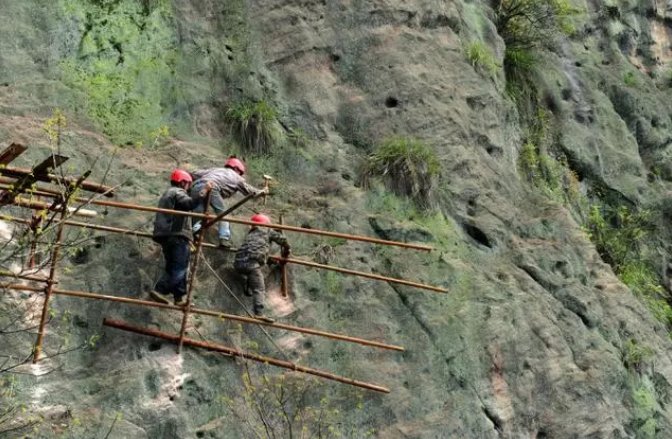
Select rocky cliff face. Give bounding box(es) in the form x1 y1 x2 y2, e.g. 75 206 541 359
2 0 672 438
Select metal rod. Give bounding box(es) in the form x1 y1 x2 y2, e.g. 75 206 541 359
33 204 68 363
103 318 390 393
1 186 431 251
178 190 211 354
2 284 404 351
271 256 448 293
0 166 115 196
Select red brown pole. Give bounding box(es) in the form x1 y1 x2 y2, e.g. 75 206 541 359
103 318 390 393
271 256 449 293
0 214 443 293
33 205 67 363
280 215 289 298
0 283 404 351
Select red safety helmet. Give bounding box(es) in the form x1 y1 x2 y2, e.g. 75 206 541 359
225 157 246 176
250 213 272 225
170 169 193 184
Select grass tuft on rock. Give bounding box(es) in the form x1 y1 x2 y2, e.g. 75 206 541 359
466 41 498 77
359 137 440 210
226 100 282 155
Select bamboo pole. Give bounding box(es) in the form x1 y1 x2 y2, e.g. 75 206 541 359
103 318 390 393
271 256 449 293
178 191 211 354
0 283 404 351
0 166 115 196
33 205 68 363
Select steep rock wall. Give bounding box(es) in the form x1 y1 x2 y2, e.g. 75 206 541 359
2 0 672 438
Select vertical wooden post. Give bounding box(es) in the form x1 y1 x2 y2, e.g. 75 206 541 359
177 190 211 354
28 214 42 269
33 204 68 363
280 215 289 298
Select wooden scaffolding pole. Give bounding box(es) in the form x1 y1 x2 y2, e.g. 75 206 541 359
0 184 431 251
270 256 448 293
103 318 390 393
0 214 445 293
32 205 68 363
0 282 404 352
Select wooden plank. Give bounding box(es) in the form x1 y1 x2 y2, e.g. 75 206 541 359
32 154 69 175
0 155 69 207
0 143 27 166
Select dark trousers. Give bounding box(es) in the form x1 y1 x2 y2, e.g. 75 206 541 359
155 236 190 300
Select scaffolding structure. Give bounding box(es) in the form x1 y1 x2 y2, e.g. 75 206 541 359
0 143 447 394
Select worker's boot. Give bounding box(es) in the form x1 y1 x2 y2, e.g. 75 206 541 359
253 306 274 323
174 295 188 306
149 290 171 305
219 238 233 249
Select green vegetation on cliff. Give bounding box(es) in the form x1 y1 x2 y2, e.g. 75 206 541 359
58 0 177 146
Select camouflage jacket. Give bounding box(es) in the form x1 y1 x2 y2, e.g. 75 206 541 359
191 167 260 198
152 186 201 242
234 227 289 269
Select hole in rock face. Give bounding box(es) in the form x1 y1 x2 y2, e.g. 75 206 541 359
385 96 399 108
148 341 162 352
196 432 205 438
462 223 492 248
331 53 341 62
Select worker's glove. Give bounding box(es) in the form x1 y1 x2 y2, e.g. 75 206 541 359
281 246 291 258
267 257 280 266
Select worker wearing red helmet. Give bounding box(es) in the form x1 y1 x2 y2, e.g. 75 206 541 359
234 213 291 318
151 169 211 306
190 156 267 248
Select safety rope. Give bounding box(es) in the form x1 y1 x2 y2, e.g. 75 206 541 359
199 253 292 362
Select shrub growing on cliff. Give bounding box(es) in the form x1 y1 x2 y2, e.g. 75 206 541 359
359 137 440 209
494 0 577 50
226 100 282 154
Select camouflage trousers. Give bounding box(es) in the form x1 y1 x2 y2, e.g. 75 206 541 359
235 265 266 314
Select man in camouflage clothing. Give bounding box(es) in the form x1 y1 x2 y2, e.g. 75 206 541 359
234 213 290 318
